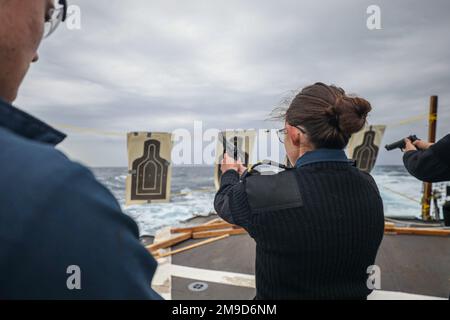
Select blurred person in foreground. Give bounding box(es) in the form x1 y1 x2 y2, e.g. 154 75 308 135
0 0 160 299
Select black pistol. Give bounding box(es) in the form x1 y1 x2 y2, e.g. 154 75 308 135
219 132 247 162
385 135 419 151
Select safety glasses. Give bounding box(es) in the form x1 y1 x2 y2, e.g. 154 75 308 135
43 0 68 39
277 125 307 144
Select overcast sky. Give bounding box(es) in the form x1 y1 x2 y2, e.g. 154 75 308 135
15 0 450 167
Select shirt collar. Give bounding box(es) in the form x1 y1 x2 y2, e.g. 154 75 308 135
295 148 350 168
0 98 66 146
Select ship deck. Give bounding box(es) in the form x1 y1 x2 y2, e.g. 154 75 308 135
149 216 450 300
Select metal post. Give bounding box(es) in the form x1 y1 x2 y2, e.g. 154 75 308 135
421 96 438 221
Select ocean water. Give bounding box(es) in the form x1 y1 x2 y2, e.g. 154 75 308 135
93 166 216 236
92 166 436 236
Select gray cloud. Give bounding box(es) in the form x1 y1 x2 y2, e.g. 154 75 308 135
15 0 450 166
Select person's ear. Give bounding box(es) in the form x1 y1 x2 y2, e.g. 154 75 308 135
32 52 39 63
286 124 301 147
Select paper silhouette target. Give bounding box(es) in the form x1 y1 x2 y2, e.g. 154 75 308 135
126 132 173 205
347 125 386 173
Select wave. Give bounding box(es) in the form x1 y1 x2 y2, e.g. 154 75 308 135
92 166 431 236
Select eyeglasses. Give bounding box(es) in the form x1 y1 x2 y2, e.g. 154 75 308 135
277 125 307 144
43 0 68 39
277 129 287 144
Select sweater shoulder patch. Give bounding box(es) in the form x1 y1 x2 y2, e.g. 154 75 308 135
245 170 303 212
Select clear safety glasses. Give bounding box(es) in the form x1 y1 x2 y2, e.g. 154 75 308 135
277 125 307 144
43 0 68 39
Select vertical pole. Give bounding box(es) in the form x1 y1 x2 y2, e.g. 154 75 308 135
421 96 438 221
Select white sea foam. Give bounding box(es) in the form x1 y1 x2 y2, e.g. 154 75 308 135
92 166 446 236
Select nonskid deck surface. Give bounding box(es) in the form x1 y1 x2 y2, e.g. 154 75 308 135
377 234 450 298
150 217 450 300
171 234 256 300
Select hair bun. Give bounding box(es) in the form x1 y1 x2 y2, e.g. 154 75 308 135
281 83 372 149
334 96 371 135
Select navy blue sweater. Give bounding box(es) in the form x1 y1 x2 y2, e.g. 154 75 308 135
0 99 161 299
215 152 385 300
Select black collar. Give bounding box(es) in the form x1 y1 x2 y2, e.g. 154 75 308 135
0 98 66 146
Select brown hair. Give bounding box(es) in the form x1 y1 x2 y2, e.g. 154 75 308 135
282 83 371 149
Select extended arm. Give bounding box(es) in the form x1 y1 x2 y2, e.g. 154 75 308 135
403 136 450 183
214 170 253 232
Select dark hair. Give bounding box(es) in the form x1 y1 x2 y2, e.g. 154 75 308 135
282 82 371 149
